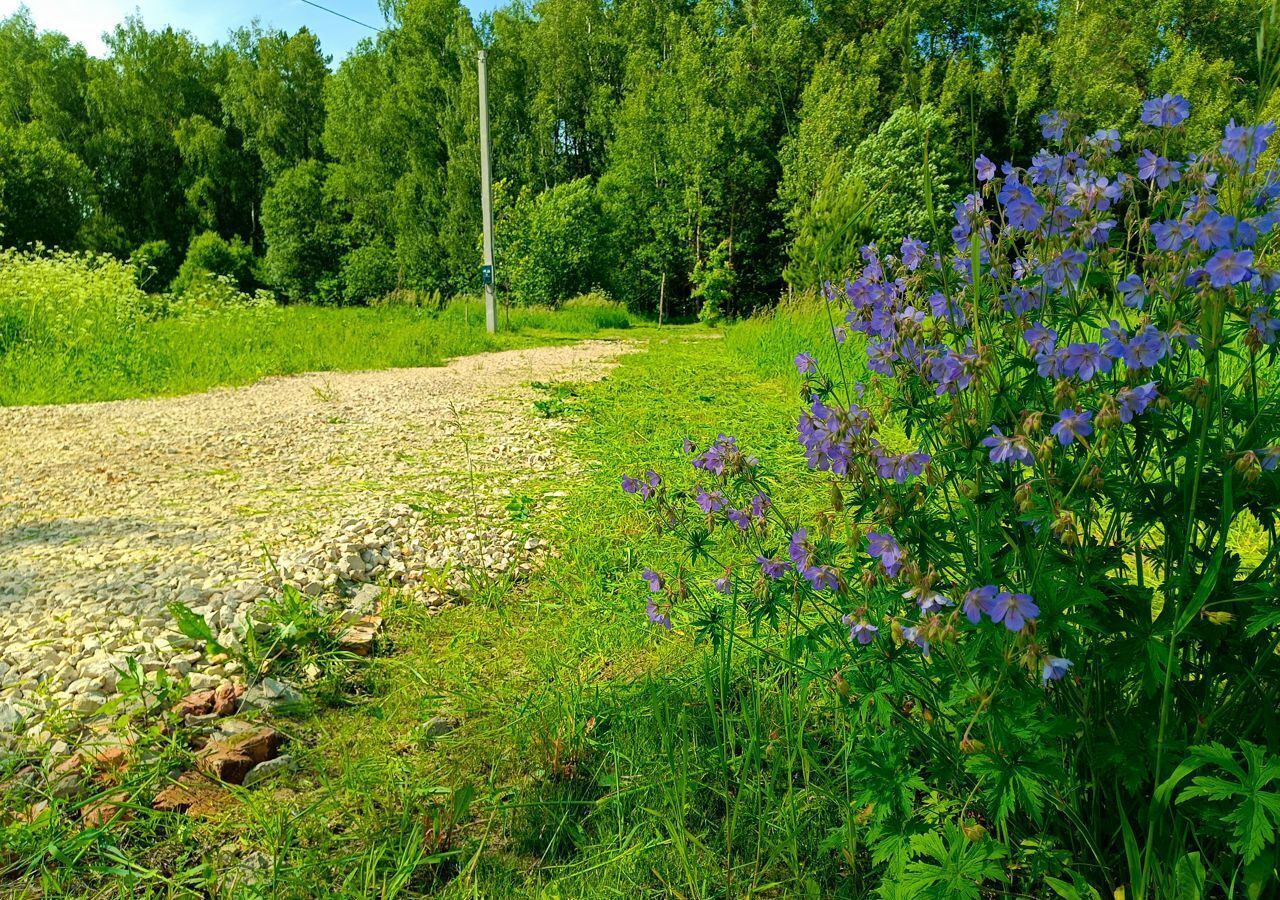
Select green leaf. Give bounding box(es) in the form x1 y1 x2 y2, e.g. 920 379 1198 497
167 601 226 655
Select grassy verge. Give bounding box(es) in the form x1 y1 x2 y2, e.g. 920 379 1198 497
2 325 845 897
0 298 634 407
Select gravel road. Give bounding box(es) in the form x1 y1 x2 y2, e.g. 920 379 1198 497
0 340 632 746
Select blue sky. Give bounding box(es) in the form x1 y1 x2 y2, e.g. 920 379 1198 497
3 0 504 62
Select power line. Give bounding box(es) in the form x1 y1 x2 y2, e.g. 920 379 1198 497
297 0 385 33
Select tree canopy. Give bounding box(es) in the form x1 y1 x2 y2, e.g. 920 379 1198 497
0 0 1261 310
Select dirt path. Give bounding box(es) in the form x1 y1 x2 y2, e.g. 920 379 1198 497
0 340 634 744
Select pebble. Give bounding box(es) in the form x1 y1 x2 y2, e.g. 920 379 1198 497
0 342 630 745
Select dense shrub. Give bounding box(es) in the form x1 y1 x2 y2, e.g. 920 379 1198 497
127 239 178 292
497 178 608 307
846 104 963 246
170 230 254 295
262 159 344 301
340 242 397 305
0 247 148 355
0 124 92 249
622 101 1280 895
692 238 733 325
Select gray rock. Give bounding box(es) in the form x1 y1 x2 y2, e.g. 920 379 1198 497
422 715 460 739
242 677 303 710
0 702 24 733
242 754 296 786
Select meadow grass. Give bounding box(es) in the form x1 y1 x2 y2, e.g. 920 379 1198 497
0 290 634 407
1 327 857 897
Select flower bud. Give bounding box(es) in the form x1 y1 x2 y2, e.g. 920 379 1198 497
1235 451 1262 483
1096 396 1120 430
1021 410 1044 436
1204 610 1234 625
830 480 845 512
832 670 851 698
961 823 988 842
1053 380 1076 409
1015 481 1034 512
1051 509 1079 546
960 736 986 754
1182 377 1209 410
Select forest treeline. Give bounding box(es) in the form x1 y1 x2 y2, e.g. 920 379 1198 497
0 0 1263 315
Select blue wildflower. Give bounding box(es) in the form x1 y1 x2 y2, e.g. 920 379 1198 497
900 236 927 271
1250 306 1277 344
1141 93 1190 128
1128 326 1173 369
794 352 816 374
867 531 905 578
988 591 1039 631
1089 128 1121 153
757 554 792 580
1051 408 1094 446
1042 656 1072 683
1040 110 1068 141
696 487 727 513
642 568 663 592
975 154 996 182
646 599 672 630
843 615 879 645
1222 120 1277 172
1205 249 1254 288
981 426 1035 466
1194 212 1235 251
1003 184 1045 232
1116 274 1146 309
1153 219 1190 252
901 625 930 657
963 585 998 624
1117 382 1159 423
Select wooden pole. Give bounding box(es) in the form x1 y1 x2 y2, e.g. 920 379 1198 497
658 271 665 326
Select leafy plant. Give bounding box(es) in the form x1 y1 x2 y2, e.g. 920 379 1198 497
620 96 1280 895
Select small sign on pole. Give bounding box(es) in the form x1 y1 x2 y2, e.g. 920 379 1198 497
481 264 494 286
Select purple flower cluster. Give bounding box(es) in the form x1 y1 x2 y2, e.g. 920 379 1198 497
621 469 662 499
963 585 1040 632
788 529 839 591
874 448 930 483
798 398 869 474
693 434 757 476
867 531 905 578
618 97 1280 709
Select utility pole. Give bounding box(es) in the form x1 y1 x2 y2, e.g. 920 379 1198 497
478 48 496 334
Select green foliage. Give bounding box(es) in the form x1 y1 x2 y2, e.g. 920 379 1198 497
0 123 92 248
497 177 608 306
1171 742 1280 865
340 242 397 305
127 239 177 292
0 0 1262 305
0 248 630 404
845 103 960 245
782 167 875 291
170 229 254 295
692 238 733 324
0 246 148 357
261 159 344 301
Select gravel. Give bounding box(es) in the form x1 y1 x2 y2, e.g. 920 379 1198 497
0 341 631 749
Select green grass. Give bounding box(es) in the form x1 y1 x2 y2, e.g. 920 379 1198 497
0 296 635 407
2 326 863 897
